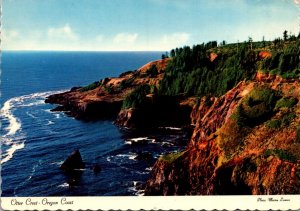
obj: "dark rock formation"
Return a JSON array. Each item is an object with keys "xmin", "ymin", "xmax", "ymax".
[
  {"xmin": 60, "ymin": 150, "xmax": 85, "ymax": 172},
  {"xmin": 115, "ymin": 95, "xmax": 193, "ymax": 129},
  {"xmin": 134, "ymin": 152, "xmax": 153, "ymax": 161},
  {"xmin": 92, "ymin": 164, "xmax": 102, "ymax": 174}
]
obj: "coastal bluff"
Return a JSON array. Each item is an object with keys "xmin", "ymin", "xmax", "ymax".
[
  {"xmin": 45, "ymin": 59, "xmax": 169, "ymax": 121},
  {"xmin": 46, "ymin": 51, "xmax": 300, "ymax": 195},
  {"xmin": 145, "ymin": 76, "xmax": 300, "ymax": 195}
]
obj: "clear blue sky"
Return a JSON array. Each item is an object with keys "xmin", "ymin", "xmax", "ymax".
[{"xmin": 2, "ymin": 0, "xmax": 300, "ymax": 51}]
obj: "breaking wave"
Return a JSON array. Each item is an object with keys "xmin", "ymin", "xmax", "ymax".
[{"xmin": 0, "ymin": 90, "xmax": 65, "ymax": 164}]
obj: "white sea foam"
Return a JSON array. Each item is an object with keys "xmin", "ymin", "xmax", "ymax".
[
  {"xmin": 73, "ymin": 168, "xmax": 86, "ymax": 171},
  {"xmin": 126, "ymin": 137, "xmax": 155, "ymax": 145},
  {"xmin": 128, "ymin": 155, "xmax": 137, "ymax": 160},
  {"xmin": 1, "ymin": 142, "xmax": 25, "ymax": 164},
  {"xmin": 1, "ymin": 100, "xmax": 21, "ymax": 136},
  {"xmin": 0, "ymin": 90, "xmax": 66, "ymax": 164},
  {"xmin": 130, "ymin": 137, "xmax": 148, "ymax": 142},
  {"xmin": 58, "ymin": 183, "xmax": 69, "ymax": 188},
  {"xmin": 128, "ymin": 181, "xmax": 145, "ymax": 196},
  {"xmin": 27, "ymin": 160, "xmax": 41, "ymax": 181},
  {"xmin": 136, "ymin": 170, "xmax": 148, "ymax": 175},
  {"xmin": 160, "ymin": 141, "xmax": 174, "ymax": 146},
  {"xmin": 20, "ymin": 100, "xmax": 45, "ymax": 107},
  {"xmin": 145, "ymin": 167, "xmax": 153, "ymax": 171},
  {"xmin": 46, "ymin": 120, "xmax": 54, "ymax": 125},
  {"xmin": 50, "ymin": 161, "xmax": 64, "ymax": 166},
  {"xmin": 116, "ymin": 153, "xmax": 137, "ymax": 160},
  {"xmin": 26, "ymin": 111, "xmax": 37, "ymax": 119},
  {"xmin": 160, "ymin": 126, "xmax": 182, "ymax": 131}
]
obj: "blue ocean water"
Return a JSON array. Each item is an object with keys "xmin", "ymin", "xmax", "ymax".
[{"xmin": 1, "ymin": 51, "xmax": 189, "ymax": 196}]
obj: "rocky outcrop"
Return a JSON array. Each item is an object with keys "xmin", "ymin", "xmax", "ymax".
[
  {"xmin": 190, "ymin": 81, "xmax": 248, "ymax": 145},
  {"xmin": 114, "ymin": 95, "xmax": 193, "ymax": 129},
  {"xmin": 145, "ymin": 80, "xmax": 300, "ymax": 195},
  {"xmin": 60, "ymin": 150, "xmax": 85, "ymax": 172},
  {"xmin": 134, "ymin": 152, "xmax": 153, "ymax": 161},
  {"xmin": 45, "ymin": 59, "xmax": 170, "ymax": 121}
]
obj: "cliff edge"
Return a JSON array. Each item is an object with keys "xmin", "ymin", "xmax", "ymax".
[{"xmin": 145, "ymin": 76, "xmax": 300, "ymax": 195}]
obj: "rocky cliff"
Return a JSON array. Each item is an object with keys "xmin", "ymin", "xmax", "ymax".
[
  {"xmin": 145, "ymin": 75, "xmax": 300, "ymax": 195},
  {"xmin": 46, "ymin": 54, "xmax": 300, "ymax": 195},
  {"xmin": 45, "ymin": 59, "xmax": 171, "ymax": 121}
]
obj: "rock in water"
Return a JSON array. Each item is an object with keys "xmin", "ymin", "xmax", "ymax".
[
  {"xmin": 92, "ymin": 164, "xmax": 102, "ymax": 174},
  {"xmin": 134, "ymin": 152, "xmax": 153, "ymax": 161},
  {"xmin": 60, "ymin": 150, "xmax": 85, "ymax": 171}
]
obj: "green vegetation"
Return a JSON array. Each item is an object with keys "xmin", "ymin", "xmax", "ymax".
[
  {"xmin": 80, "ymin": 81, "xmax": 101, "ymax": 92},
  {"xmin": 122, "ymin": 84, "xmax": 151, "ymax": 109},
  {"xmin": 159, "ymin": 43, "xmax": 257, "ymax": 97},
  {"xmin": 157, "ymin": 34, "xmax": 299, "ymax": 98},
  {"xmin": 265, "ymin": 96, "xmax": 297, "ymax": 129},
  {"xmin": 264, "ymin": 149, "xmax": 297, "ymax": 163},
  {"xmin": 146, "ymin": 64, "xmax": 159, "ymax": 77},
  {"xmin": 104, "ymin": 84, "xmax": 113, "ymax": 94},
  {"xmin": 266, "ymin": 119, "xmax": 281, "ymax": 129},
  {"xmin": 274, "ymin": 97, "xmax": 298, "ymax": 110},
  {"xmin": 159, "ymin": 151, "xmax": 185, "ymax": 163},
  {"xmin": 118, "ymin": 78, "xmax": 134, "ymax": 90},
  {"xmin": 281, "ymin": 113, "xmax": 296, "ymax": 126},
  {"xmin": 266, "ymin": 112, "xmax": 296, "ymax": 129},
  {"xmin": 260, "ymin": 42, "xmax": 300, "ymax": 77},
  {"xmin": 232, "ymin": 87, "xmax": 277, "ymax": 127}
]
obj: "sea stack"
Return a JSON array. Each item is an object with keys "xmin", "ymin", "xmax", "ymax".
[{"xmin": 60, "ymin": 150, "xmax": 85, "ymax": 171}]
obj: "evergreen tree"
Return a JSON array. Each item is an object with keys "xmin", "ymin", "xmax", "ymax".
[{"xmin": 283, "ymin": 30, "xmax": 288, "ymax": 41}]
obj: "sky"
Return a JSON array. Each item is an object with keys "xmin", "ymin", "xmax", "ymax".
[{"xmin": 2, "ymin": 0, "xmax": 300, "ymax": 51}]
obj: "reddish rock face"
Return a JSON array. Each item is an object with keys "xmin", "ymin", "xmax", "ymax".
[
  {"xmin": 190, "ymin": 81, "xmax": 248, "ymax": 146},
  {"xmin": 145, "ymin": 80, "xmax": 300, "ymax": 195},
  {"xmin": 45, "ymin": 58, "xmax": 170, "ymax": 121}
]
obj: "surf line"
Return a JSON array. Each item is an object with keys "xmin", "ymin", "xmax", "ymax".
[{"xmin": 0, "ymin": 90, "xmax": 66, "ymax": 164}]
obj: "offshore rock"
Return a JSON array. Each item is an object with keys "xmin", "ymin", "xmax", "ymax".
[
  {"xmin": 60, "ymin": 150, "xmax": 85, "ymax": 172},
  {"xmin": 134, "ymin": 152, "xmax": 153, "ymax": 161}
]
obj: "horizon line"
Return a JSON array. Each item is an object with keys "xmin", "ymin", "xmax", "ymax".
[{"xmin": 1, "ymin": 49, "xmax": 167, "ymax": 52}]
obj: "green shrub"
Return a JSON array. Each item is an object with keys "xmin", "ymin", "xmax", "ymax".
[
  {"xmin": 80, "ymin": 81, "xmax": 101, "ymax": 92},
  {"xmin": 282, "ymin": 113, "xmax": 296, "ymax": 126},
  {"xmin": 281, "ymin": 72, "xmax": 298, "ymax": 79},
  {"xmin": 122, "ymin": 84, "xmax": 151, "ymax": 109},
  {"xmin": 266, "ymin": 112, "xmax": 295, "ymax": 129},
  {"xmin": 269, "ymin": 69, "xmax": 281, "ymax": 75},
  {"xmin": 236, "ymin": 87, "xmax": 277, "ymax": 126},
  {"xmin": 275, "ymin": 97, "xmax": 298, "ymax": 110},
  {"xmin": 266, "ymin": 119, "xmax": 281, "ymax": 129},
  {"xmin": 264, "ymin": 149, "xmax": 297, "ymax": 162},
  {"xmin": 159, "ymin": 151, "xmax": 185, "ymax": 163},
  {"xmin": 104, "ymin": 84, "xmax": 113, "ymax": 94},
  {"xmin": 146, "ymin": 65, "xmax": 159, "ymax": 77},
  {"xmin": 118, "ymin": 77, "xmax": 134, "ymax": 90}
]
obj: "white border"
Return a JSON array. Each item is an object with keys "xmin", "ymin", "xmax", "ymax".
[{"xmin": 1, "ymin": 195, "xmax": 300, "ymax": 210}]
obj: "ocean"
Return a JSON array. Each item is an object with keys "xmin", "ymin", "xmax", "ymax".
[{"xmin": 0, "ymin": 51, "xmax": 189, "ymax": 196}]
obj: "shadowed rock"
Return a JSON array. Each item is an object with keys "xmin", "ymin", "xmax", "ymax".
[
  {"xmin": 60, "ymin": 150, "xmax": 85, "ymax": 172},
  {"xmin": 134, "ymin": 152, "xmax": 153, "ymax": 161},
  {"xmin": 92, "ymin": 164, "xmax": 102, "ymax": 174}
]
